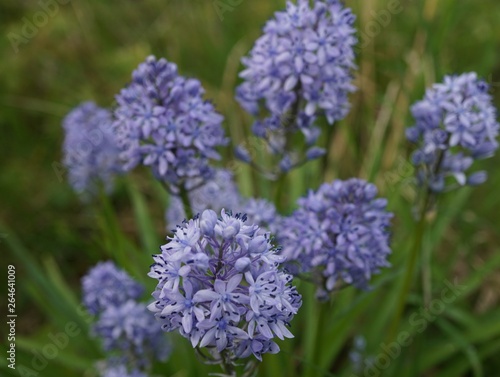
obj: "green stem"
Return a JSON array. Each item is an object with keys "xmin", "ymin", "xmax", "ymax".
[
  {"xmin": 220, "ymin": 351, "xmax": 235, "ymax": 376},
  {"xmin": 422, "ymin": 231, "xmax": 432, "ymax": 307},
  {"xmin": 274, "ymin": 173, "xmax": 288, "ymax": 212},
  {"xmin": 386, "ymin": 191, "xmax": 430, "ymax": 343},
  {"xmin": 179, "ymin": 185, "xmax": 193, "ymax": 220}
]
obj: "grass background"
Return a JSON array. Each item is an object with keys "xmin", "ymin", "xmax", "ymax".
[{"xmin": 1, "ymin": 0, "xmax": 500, "ymax": 376}]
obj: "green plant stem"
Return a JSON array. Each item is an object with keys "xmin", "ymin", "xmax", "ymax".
[
  {"xmin": 422, "ymin": 232, "xmax": 432, "ymax": 307},
  {"xmin": 386, "ymin": 192, "xmax": 430, "ymax": 343},
  {"xmin": 179, "ymin": 185, "xmax": 193, "ymax": 220}
]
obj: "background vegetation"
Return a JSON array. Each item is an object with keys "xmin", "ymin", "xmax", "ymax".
[{"xmin": 1, "ymin": 0, "xmax": 500, "ymax": 376}]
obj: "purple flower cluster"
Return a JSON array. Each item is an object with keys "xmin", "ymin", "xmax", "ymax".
[
  {"xmin": 62, "ymin": 102, "xmax": 122, "ymax": 196},
  {"xmin": 278, "ymin": 179, "xmax": 392, "ymax": 298},
  {"xmin": 239, "ymin": 198, "xmax": 280, "ymax": 234},
  {"xmin": 407, "ymin": 72, "xmax": 499, "ymax": 192},
  {"xmin": 236, "ymin": 0, "xmax": 356, "ymax": 158},
  {"xmin": 113, "ymin": 56, "xmax": 227, "ymax": 191},
  {"xmin": 165, "ymin": 169, "xmax": 279, "ymax": 235},
  {"xmin": 82, "ymin": 261, "xmax": 144, "ymax": 315},
  {"xmin": 148, "ymin": 209, "xmax": 301, "ymax": 361},
  {"xmin": 82, "ymin": 262, "xmax": 170, "ymax": 374},
  {"xmin": 97, "ymin": 363, "xmax": 147, "ymax": 377},
  {"xmin": 166, "ymin": 169, "xmax": 241, "ymax": 230}
]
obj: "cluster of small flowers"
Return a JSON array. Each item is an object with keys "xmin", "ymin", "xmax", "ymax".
[
  {"xmin": 406, "ymin": 72, "xmax": 500, "ymax": 192},
  {"xmin": 236, "ymin": 0, "xmax": 356, "ymax": 167},
  {"xmin": 278, "ymin": 179, "xmax": 392, "ymax": 299},
  {"xmin": 82, "ymin": 262, "xmax": 170, "ymax": 376},
  {"xmin": 148, "ymin": 209, "xmax": 301, "ymax": 361},
  {"xmin": 96, "ymin": 361, "xmax": 147, "ymax": 377},
  {"xmin": 62, "ymin": 102, "xmax": 122, "ymax": 196},
  {"xmin": 165, "ymin": 169, "xmax": 279, "ymax": 233},
  {"xmin": 113, "ymin": 55, "xmax": 227, "ymax": 192}
]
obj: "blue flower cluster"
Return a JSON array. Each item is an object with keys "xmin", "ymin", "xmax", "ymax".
[
  {"xmin": 236, "ymin": 0, "xmax": 356, "ymax": 164},
  {"xmin": 82, "ymin": 261, "xmax": 144, "ymax": 315},
  {"xmin": 97, "ymin": 363, "xmax": 147, "ymax": 377},
  {"xmin": 278, "ymin": 179, "xmax": 392, "ymax": 298},
  {"xmin": 62, "ymin": 102, "xmax": 122, "ymax": 196},
  {"xmin": 113, "ymin": 56, "xmax": 227, "ymax": 192},
  {"xmin": 148, "ymin": 209, "xmax": 301, "ymax": 361},
  {"xmin": 82, "ymin": 262, "xmax": 170, "ymax": 374},
  {"xmin": 166, "ymin": 169, "xmax": 241, "ymax": 230},
  {"xmin": 165, "ymin": 169, "xmax": 279, "ymax": 234},
  {"xmin": 407, "ymin": 72, "xmax": 499, "ymax": 192}
]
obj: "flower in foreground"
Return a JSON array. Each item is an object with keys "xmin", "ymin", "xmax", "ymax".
[
  {"xmin": 113, "ymin": 55, "xmax": 227, "ymax": 192},
  {"xmin": 148, "ymin": 209, "xmax": 301, "ymax": 361},
  {"xmin": 62, "ymin": 102, "xmax": 122, "ymax": 196},
  {"xmin": 406, "ymin": 72, "xmax": 499, "ymax": 192},
  {"xmin": 278, "ymin": 178, "xmax": 392, "ymax": 299}
]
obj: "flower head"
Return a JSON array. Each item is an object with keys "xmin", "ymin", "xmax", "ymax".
[
  {"xmin": 239, "ymin": 197, "xmax": 280, "ymax": 234},
  {"xmin": 82, "ymin": 261, "xmax": 144, "ymax": 315},
  {"xmin": 149, "ymin": 209, "xmax": 301, "ymax": 361},
  {"xmin": 97, "ymin": 361, "xmax": 148, "ymax": 377},
  {"xmin": 93, "ymin": 300, "xmax": 170, "ymax": 368},
  {"xmin": 113, "ymin": 56, "xmax": 227, "ymax": 191},
  {"xmin": 165, "ymin": 169, "xmax": 241, "ymax": 229},
  {"xmin": 62, "ymin": 102, "xmax": 122, "ymax": 196},
  {"xmin": 407, "ymin": 72, "xmax": 499, "ymax": 191},
  {"xmin": 278, "ymin": 179, "xmax": 392, "ymax": 298},
  {"xmin": 236, "ymin": 0, "xmax": 356, "ymax": 156}
]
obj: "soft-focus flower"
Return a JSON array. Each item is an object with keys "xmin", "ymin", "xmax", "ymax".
[
  {"xmin": 98, "ymin": 363, "xmax": 148, "ymax": 377},
  {"xmin": 149, "ymin": 209, "xmax": 301, "ymax": 361},
  {"xmin": 165, "ymin": 169, "xmax": 241, "ymax": 229},
  {"xmin": 407, "ymin": 72, "xmax": 499, "ymax": 191},
  {"xmin": 239, "ymin": 197, "xmax": 280, "ymax": 234},
  {"xmin": 236, "ymin": 0, "xmax": 356, "ymax": 157},
  {"xmin": 165, "ymin": 170, "xmax": 280, "ymax": 235},
  {"xmin": 113, "ymin": 56, "xmax": 227, "ymax": 191},
  {"xmin": 62, "ymin": 102, "xmax": 122, "ymax": 196},
  {"xmin": 82, "ymin": 261, "xmax": 144, "ymax": 315},
  {"xmin": 278, "ymin": 179, "xmax": 392, "ymax": 298},
  {"xmin": 93, "ymin": 300, "xmax": 170, "ymax": 368}
]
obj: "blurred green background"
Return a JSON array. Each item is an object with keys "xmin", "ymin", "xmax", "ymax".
[{"xmin": 1, "ymin": 0, "xmax": 500, "ymax": 376}]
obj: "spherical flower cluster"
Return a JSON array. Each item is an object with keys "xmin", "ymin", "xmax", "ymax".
[
  {"xmin": 113, "ymin": 55, "xmax": 227, "ymax": 191},
  {"xmin": 278, "ymin": 179, "xmax": 392, "ymax": 298},
  {"xmin": 165, "ymin": 169, "xmax": 241, "ymax": 230},
  {"xmin": 165, "ymin": 169, "xmax": 280, "ymax": 235},
  {"xmin": 62, "ymin": 102, "xmax": 122, "ymax": 196},
  {"xmin": 406, "ymin": 72, "xmax": 499, "ymax": 192},
  {"xmin": 82, "ymin": 262, "xmax": 170, "ymax": 373},
  {"xmin": 148, "ymin": 209, "xmax": 302, "ymax": 361},
  {"xmin": 236, "ymin": 0, "xmax": 356, "ymax": 149},
  {"xmin": 239, "ymin": 198, "xmax": 280, "ymax": 234},
  {"xmin": 93, "ymin": 300, "xmax": 170, "ymax": 367},
  {"xmin": 82, "ymin": 261, "xmax": 144, "ymax": 315},
  {"xmin": 97, "ymin": 363, "xmax": 147, "ymax": 377}
]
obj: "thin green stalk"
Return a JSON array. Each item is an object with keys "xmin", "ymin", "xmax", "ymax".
[
  {"xmin": 179, "ymin": 185, "xmax": 193, "ymax": 220},
  {"xmin": 386, "ymin": 192, "xmax": 430, "ymax": 343}
]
